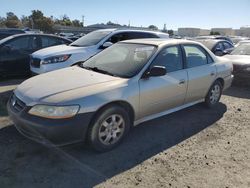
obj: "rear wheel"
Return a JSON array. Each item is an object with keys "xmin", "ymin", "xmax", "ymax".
[
  {"xmin": 205, "ymin": 81, "xmax": 222, "ymax": 108},
  {"xmin": 88, "ymin": 105, "xmax": 130, "ymax": 152}
]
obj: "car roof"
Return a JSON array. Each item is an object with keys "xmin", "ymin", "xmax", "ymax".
[
  {"xmin": 96, "ymin": 28, "xmax": 168, "ymax": 35},
  {"xmin": 120, "ymin": 38, "xmax": 199, "ymax": 46},
  {"xmin": 0, "ymin": 33, "xmax": 72, "ymax": 45}
]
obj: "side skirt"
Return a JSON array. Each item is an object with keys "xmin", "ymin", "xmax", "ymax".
[{"xmin": 134, "ymin": 99, "xmax": 204, "ymax": 126}]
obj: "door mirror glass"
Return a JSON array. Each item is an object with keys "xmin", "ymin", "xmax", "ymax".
[
  {"xmin": 101, "ymin": 42, "xmax": 113, "ymax": 49},
  {"xmin": 144, "ymin": 66, "xmax": 166, "ymax": 78}
]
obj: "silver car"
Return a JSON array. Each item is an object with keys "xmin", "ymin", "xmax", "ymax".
[{"xmin": 8, "ymin": 39, "xmax": 233, "ymax": 151}]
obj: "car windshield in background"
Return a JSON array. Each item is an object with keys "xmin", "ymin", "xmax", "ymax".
[
  {"xmin": 70, "ymin": 30, "xmax": 112, "ymax": 47},
  {"xmin": 82, "ymin": 43, "xmax": 156, "ymax": 78},
  {"xmin": 231, "ymin": 44, "xmax": 250, "ymax": 55}
]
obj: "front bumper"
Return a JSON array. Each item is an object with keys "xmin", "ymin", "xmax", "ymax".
[
  {"xmin": 7, "ymin": 98, "xmax": 94, "ymax": 146},
  {"xmin": 223, "ymin": 74, "xmax": 234, "ymax": 90}
]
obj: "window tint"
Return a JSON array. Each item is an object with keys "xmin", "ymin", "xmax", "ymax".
[
  {"xmin": 108, "ymin": 32, "xmax": 158, "ymax": 44},
  {"xmin": 108, "ymin": 33, "xmax": 130, "ymax": 43},
  {"xmin": 183, "ymin": 45, "xmax": 208, "ymax": 68},
  {"xmin": 41, "ymin": 36, "xmax": 64, "ymax": 48},
  {"xmin": 127, "ymin": 32, "xmax": 157, "ymax": 39},
  {"xmin": 223, "ymin": 42, "xmax": 233, "ymax": 49},
  {"xmin": 151, "ymin": 46, "xmax": 183, "ymax": 72},
  {"xmin": 30, "ymin": 36, "xmax": 40, "ymax": 50},
  {"xmin": 6, "ymin": 36, "xmax": 30, "ymax": 50}
]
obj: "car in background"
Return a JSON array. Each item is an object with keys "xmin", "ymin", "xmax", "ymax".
[
  {"xmin": 234, "ymin": 40, "xmax": 250, "ymax": 47},
  {"xmin": 0, "ymin": 34, "xmax": 72, "ymax": 77},
  {"xmin": 230, "ymin": 36, "xmax": 250, "ymax": 45},
  {"xmin": 30, "ymin": 28, "xmax": 169, "ymax": 75},
  {"xmin": 8, "ymin": 39, "xmax": 233, "ymax": 151},
  {"xmin": 196, "ymin": 39, "xmax": 234, "ymax": 56},
  {"xmin": 195, "ymin": 35, "xmax": 233, "ymax": 45},
  {"xmin": 224, "ymin": 43, "xmax": 250, "ymax": 82},
  {"xmin": 0, "ymin": 28, "xmax": 26, "ymax": 40}
]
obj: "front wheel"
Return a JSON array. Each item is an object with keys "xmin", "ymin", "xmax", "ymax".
[
  {"xmin": 205, "ymin": 81, "xmax": 222, "ymax": 108},
  {"xmin": 87, "ymin": 105, "xmax": 131, "ymax": 152}
]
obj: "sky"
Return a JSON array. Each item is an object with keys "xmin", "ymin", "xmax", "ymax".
[{"xmin": 0, "ymin": 0, "xmax": 249, "ymax": 30}]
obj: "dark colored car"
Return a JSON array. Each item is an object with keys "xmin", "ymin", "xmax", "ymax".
[
  {"xmin": 0, "ymin": 34, "xmax": 72, "ymax": 77},
  {"xmin": 196, "ymin": 39, "xmax": 234, "ymax": 56},
  {"xmin": 195, "ymin": 35, "xmax": 233, "ymax": 45},
  {"xmin": 0, "ymin": 28, "xmax": 26, "ymax": 40}
]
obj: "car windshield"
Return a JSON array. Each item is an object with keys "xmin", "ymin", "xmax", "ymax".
[
  {"xmin": 231, "ymin": 44, "xmax": 250, "ymax": 55},
  {"xmin": 81, "ymin": 43, "xmax": 156, "ymax": 78},
  {"xmin": 70, "ymin": 30, "xmax": 112, "ymax": 47}
]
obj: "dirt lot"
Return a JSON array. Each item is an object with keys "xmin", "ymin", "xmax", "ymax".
[{"xmin": 0, "ymin": 79, "xmax": 249, "ymax": 188}]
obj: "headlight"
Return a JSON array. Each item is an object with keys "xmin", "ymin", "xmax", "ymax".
[
  {"xmin": 41, "ymin": 54, "xmax": 71, "ymax": 64},
  {"xmin": 28, "ymin": 105, "xmax": 79, "ymax": 119}
]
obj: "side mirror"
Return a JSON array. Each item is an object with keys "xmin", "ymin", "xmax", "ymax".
[
  {"xmin": 101, "ymin": 42, "xmax": 113, "ymax": 49},
  {"xmin": 143, "ymin": 66, "xmax": 166, "ymax": 78}
]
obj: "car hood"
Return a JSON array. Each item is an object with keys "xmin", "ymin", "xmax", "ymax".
[
  {"xmin": 224, "ymin": 55, "xmax": 250, "ymax": 65},
  {"xmin": 15, "ymin": 66, "xmax": 127, "ymax": 105},
  {"xmin": 32, "ymin": 44, "xmax": 95, "ymax": 59}
]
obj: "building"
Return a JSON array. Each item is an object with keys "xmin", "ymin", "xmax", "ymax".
[
  {"xmin": 178, "ymin": 28, "xmax": 210, "ymax": 37},
  {"xmin": 234, "ymin": 26, "xmax": 250, "ymax": 37}
]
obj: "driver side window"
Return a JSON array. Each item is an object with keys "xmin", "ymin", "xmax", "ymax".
[{"xmin": 151, "ymin": 45, "xmax": 183, "ymax": 73}]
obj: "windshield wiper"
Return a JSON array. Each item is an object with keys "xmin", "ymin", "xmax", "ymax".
[{"xmin": 81, "ymin": 66, "xmax": 116, "ymax": 77}]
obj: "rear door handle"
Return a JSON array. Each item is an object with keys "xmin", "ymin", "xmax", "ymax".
[{"xmin": 179, "ymin": 79, "xmax": 185, "ymax": 84}]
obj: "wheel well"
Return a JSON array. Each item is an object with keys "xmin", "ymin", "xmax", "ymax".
[
  {"xmin": 90, "ymin": 101, "xmax": 135, "ymax": 125},
  {"xmin": 216, "ymin": 78, "xmax": 224, "ymax": 88}
]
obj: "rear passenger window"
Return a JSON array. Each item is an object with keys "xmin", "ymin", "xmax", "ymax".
[
  {"xmin": 41, "ymin": 36, "xmax": 62, "ymax": 48},
  {"xmin": 183, "ymin": 45, "xmax": 208, "ymax": 68},
  {"xmin": 151, "ymin": 46, "xmax": 183, "ymax": 72}
]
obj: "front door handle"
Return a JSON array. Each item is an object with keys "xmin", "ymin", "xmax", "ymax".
[{"xmin": 179, "ymin": 79, "xmax": 185, "ymax": 84}]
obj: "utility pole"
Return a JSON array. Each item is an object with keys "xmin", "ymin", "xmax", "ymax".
[{"xmin": 82, "ymin": 15, "xmax": 85, "ymax": 27}]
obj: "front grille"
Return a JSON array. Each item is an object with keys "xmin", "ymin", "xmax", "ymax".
[
  {"xmin": 30, "ymin": 58, "xmax": 41, "ymax": 68},
  {"xmin": 10, "ymin": 94, "xmax": 26, "ymax": 112}
]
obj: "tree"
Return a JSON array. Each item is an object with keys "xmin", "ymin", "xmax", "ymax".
[
  {"xmin": 167, "ymin": 29, "xmax": 174, "ymax": 36},
  {"xmin": 148, "ymin": 25, "xmax": 158, "ymax": 30},
  {"xmin": 0, "ymin": 16, "xmax": 6, "ymax": 27},
  {"xmin": 21, "ymin": 15, "xmax": 31, "ymax": 28},
  {"xmin": 29, "ymin": 10, "xmax": 54, "ymax": 33},
  {"xmin": 210, "ymin": 31, "xmax": 220, "ymax": 35},
  {"xmin": 5, "ymin": 12, "xmax": 21, "ymax": 28},
  {"xmin": 72, "ymin": 19, "xmax": 83, "ymax": 27}
]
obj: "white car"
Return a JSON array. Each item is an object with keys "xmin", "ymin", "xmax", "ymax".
[{"xmin": 30, "ymin": 29, "xmax": 169, "ymax": 74}]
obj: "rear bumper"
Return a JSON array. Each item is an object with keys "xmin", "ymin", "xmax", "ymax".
[{"xmin": 7, "ymin": 99, "xmax": 94, "ymax": 146}]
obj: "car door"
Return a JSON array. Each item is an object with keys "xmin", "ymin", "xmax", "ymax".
[
  {"xmin": 182, "ymin": 44, "xmax": 216, "ymax": 104},
  {"xmin": 0, "ymin": 36, "xmax": 32, "ymax": 76},
  {"xmin": 139, "ymin": 45, "xmax": 188, "ymax": 118}
]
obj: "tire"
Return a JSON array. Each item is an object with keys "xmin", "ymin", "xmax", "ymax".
[
  {"xmin": 204, "ymin": 80, "xmax": 222, "ymax": 108},
  {"xmin": 87, "ymin": 105, "xmax": 131, "ymax": 152}
]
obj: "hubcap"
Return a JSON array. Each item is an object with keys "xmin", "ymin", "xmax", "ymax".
[
  {"xmin": 98, "ymin": 114, "xmax": 125, "ymax": 145},
  {"xmin": 210, "ymin": 84, "xmax": 221, "ymax": 104}
]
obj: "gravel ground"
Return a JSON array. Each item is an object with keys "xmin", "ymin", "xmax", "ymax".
[{"xmin": 0, "ymin": 85, "xmax": 249, "ymax": 188}]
